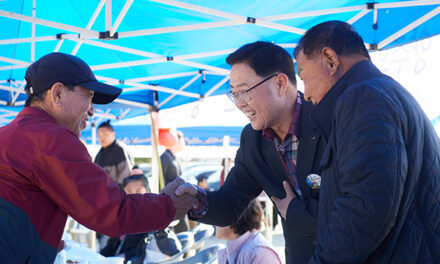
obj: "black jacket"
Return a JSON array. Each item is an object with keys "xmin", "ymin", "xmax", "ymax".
[
  {"xmin": 199, "ymin": 93, "xmax": 327, "ymax": 264},
  {"xmin": 160, "ymin": 150, "xmax": 182, "ymax": 186},
  {"xmin": 309, "ymin": 60, "xmax": 440, "ymax": 263}
]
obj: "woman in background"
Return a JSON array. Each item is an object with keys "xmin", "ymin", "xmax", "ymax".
[{"xmin": 216, "ymin": 199, "xmax": 281, "ymax": 264}]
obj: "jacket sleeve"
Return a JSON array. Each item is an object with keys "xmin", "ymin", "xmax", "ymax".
[
  {"xmin": 34, "ymin": 133, "xmax": 176, "ymax": 237},
  {"xmin": 310, "ymin": 84, "xmax": 407, "ymax": 263},
  {"xmin": 198, "ymin": 128, "xmax": 263, "ymax": 226}
]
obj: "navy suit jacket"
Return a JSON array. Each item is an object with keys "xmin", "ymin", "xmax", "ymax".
[{"xmin": 199, "ymin": 93, "xmax": 327, "ymax": 264}]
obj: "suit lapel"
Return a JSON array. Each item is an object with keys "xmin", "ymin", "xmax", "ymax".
[{"xmin": 296, "ymin": 97, "xmax": 321, "ymax": 198}]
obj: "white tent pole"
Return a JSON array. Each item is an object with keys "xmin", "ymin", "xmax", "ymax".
[
  {"xmin": 0, "ymin": 36, "xmax": 57, "ymax": 45},
  {"xmin": 0, "ymin": 113, "xmax": 18, "ymax": 118},
  {"xmin": 347, "ymin": 9, "xmax": 370, "ymax": 25},
  {"xmin": 82, "ymin": 39, "xmax": 162, "ymax": 58},
  {"xmin": 113, "ymin": 99, "xmax": 151, "ymax": 108},
  {"xmin": 378, "ymin": 5, "xmax": 440, "ymax": 49},
  {"xmin": 91, "ymin": 123, "xmax": 97, "ymax": 145},
  {"xmin": 373, "ymin": 8, "xmax": 378, "ymax": 27},
  {"xmin": 118, "ymin": 20, "xmax": 243, "ymax": 38},
  {"xmin": 94, "ymin": 109, "xmax": 116, "ymax": 120},
  {"xmin": 82, "ymin": 39, "xmax": 229, "ymax": 74},
  {"xmin": 124, "ymin": 82, "xmax": 201, "ymax": 98},
  {"xmin": 255, "ymin": 20, "xmax": 305, "ymax": 35},
  {"xmin": 0, "ymin": 109, "xmax": 20, "ymax": 115},
  {"xmin": 125, "ymin": 71, "xmax": 200, "ymax": 83},
  {"xmin": 94, "ymin": 75, "xmax": 119, "ymax": 83},
  {"xmin": 174, "ymin": 49, "xmax": 236, "ymax": 61},
  {"xmin": 117, "ymin": 108, "xmax": 131, "ymax": 120},
  {"xmin": 0, "ymin": 66, "xmax": 27, "ymax": 72},
  {"xmin": 204, "ymin": 71, "xmax": 231, "ymax": 76},
  {"xmin": 149, "ymin": 107, "xmax": 162, "ymax": 193},
  {"xmin": 173, "ymin": 59, "xmax": 230, "ymax": 75},
  {"xmin": 263, "ymin": 5, "xmax": 366, "ymax": 21},
  {"xmin": 0, "ymin": 10, "xmax": 99, "ymax": 38},
  {"xmin": 87, "ymin": 0, "xmax": 106, "ymax": 29},
  {"xmin": 11, "ymin": 89, "xmax": 21, "ymax": 105},
  {"xmin": 151, "ymin": 0, "xmax": 243, "ymax": 20},
  {"xmin": 0, "ymin": 56, "xmax": 30, "ymax": 66},
  {"xmin": 0, "ymin": 85, "xmax": 24, "ymax": 93},
  {"xmin": 90, "ymin": 56, "xmax": 230, "ymax": 74},
  {"xmin": 204, "ymin": 75, "xmax": 230, "ymax": 97},
  {"xmin": 263, "ymin": 1, "xmax": 439, "ymax": 22},
  {"xmin": 106, "ymin": 0, "xmax": 112, "ymax": 32},
  {"xmin": 53, "ymin": 39, "xmax": 64, "ymax": 52},
  {"xmin": 72, "ymin": 0, "xmax": 105, "ymax": 55},
  {"xmin": 110, "ymin": 0, "xmax": 133, "ymax": 37},
  {"xmin": 158, "ymin": 73, "xmax": 202, "ymax": 108},
  {"xmin": 90, "ymin": 58, "xmax": 167, "ymax": 70},
  {"xmin": 376, "ymin": 1, "xmax": 440, "ymax": 9},
  {"xmin": 150, "ymin": 0, "xmax": 305, "ymax": 35},
  {"xmin": 31, "ymin": 0, "xmax": 36, "ymax": 62}
]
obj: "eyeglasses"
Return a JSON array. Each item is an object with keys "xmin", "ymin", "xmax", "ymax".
[{"xmin": 227, "ymin": 73, "xmax": 278, "ymax": 104}]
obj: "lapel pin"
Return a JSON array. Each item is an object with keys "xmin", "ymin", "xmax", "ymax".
[{"xmin": 306, "ymin": 174, "xmax": 321, "ymax": 189}]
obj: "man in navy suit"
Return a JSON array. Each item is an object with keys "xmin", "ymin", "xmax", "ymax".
[{"xmin": 172, "ymin": 41, "xmax": 328, "ymax": 264}]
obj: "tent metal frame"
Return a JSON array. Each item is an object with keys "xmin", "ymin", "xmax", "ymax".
[{"xmin": 0, "ymin": 0, "xmax": 439, "ymax": 116}]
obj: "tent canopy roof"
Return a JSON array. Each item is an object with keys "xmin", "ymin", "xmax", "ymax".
[{"xmin": 1, "ymin": 0, "xmax": 440, "ymax": 125}]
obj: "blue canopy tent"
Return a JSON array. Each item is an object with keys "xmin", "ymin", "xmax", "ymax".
[
  {"xmin": 1, "ymin": 0, "xmax": 440, "ymax": 129},
  {"xmin": 1, "ymin": 0, "xmax": 439, "ymax": 192}
]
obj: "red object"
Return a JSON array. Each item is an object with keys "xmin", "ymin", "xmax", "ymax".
[
  {"xmin": 220, "ymin": 169, "xmax": 225, "ymax": 186},
  {"xmin": 158, "ymin": 128, "xmax": 176, "ymax": 149},
  {"xmin": 0, "ymin": 107, "xmax": 175, "ymax": 249}
]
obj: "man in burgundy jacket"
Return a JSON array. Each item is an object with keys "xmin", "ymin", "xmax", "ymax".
[{"xmin": 0, "ymin": 52, "xmax": 195, "ymax": 263}]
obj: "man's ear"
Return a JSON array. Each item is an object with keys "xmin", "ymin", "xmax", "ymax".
[
  {"xmin": 48, "ymin": 82, "xmax": 65, "ymax": 105},
  {"xmin": 321, "ymin": 47, "xmax": 339, "ymax": 76},
  {"xmin": 276, "ymin": 73, "xmax": 289, "ymax": 96}
]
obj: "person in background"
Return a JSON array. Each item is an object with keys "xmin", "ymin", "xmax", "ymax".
[
  {"xmin": 160, "ymin": 130, "xmax": 189, "ymax": 233},
  {"xmin": 216, "ymin": 199, "xmax": 281, "ymax": 264},
  {"xmin": 100, "ymin": 173, "xmax": 151, "ymax": 261},
  {"xmin": 0, "ymin": 52, "xmax": 196, "ymax": 263},
  {"xmin": 174, "ymin": 41, "xmax": 328, "ymax": 264},
  {"xmin": 95, "ymin": 120, "xmax": 134, "ymax": 185},
  {"xmin": 196, "ymin": 172, "xmax": 211, "ymax": 191},
  {"xmin": 294, "ymin": 20, "xmax": 440, "ymax": 263},
  {"xmin": 219, "ymin": 158, "xmax": 232, "ymax": 187},
  {"xmin": 160, "ymin": 130, "xmax": 185, "ymax": 186}
]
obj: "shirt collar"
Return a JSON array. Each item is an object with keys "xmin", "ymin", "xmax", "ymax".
[
  {"xmin": 226, "ymin": 230, "xmax": 255, "ymax": 260},
  {"xmin": 262, "ymin": 91, "xmax": 302, "ymax": 142}
]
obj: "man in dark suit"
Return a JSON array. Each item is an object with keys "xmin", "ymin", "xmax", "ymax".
[{"xmin": 173, "ymin": 41, "xmax": 328, "ymax": 264}]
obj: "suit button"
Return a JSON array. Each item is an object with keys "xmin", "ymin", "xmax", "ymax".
[{"xmin": 311, "ymin": 136, "xmax": 316, "ymax": 141}]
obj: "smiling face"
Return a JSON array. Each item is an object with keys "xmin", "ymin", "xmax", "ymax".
[
  {"xmin": 58, "ymin": 85, "xmax": 95, "ymax": 137},
  {"xmin": 296, "ymin": 50, "xmax": 334, "ymax": 105},
  {"xmin": 230, "ymin": 63, "xmax": 282, "ymax": 131}
]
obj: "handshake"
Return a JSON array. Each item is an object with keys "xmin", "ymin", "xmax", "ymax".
[{"xmin": 160, "ymin": 178, "xmax": 200, "ymax": 220}]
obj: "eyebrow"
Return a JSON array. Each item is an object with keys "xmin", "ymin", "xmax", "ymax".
[{"xmin": 230, "ymin": 82, "xmax": 249, "ymax": 89}]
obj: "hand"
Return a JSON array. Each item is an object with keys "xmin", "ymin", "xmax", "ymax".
[
  {"xmin": 175, "ymin": 182, "xmax": 198, "ymax": 197},
  {"xmin": 271, "ymin": 181, "xmax": 296, "ymax": 220},
  {"xmin": 160, "ymin": 178, "xmax": 185, "ymax": 199},
  {"xmin": 161, "ymin": 178, "xmax": 199, "ymax": 220},
  {"xmin": 173, "ymin": 193, "xmax": 199, "ymax": 219}
]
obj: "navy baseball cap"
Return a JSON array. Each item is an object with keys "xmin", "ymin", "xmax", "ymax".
[{"xmin": 24, "ymin": 52, "xmax": 122, "ymax": 104}]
